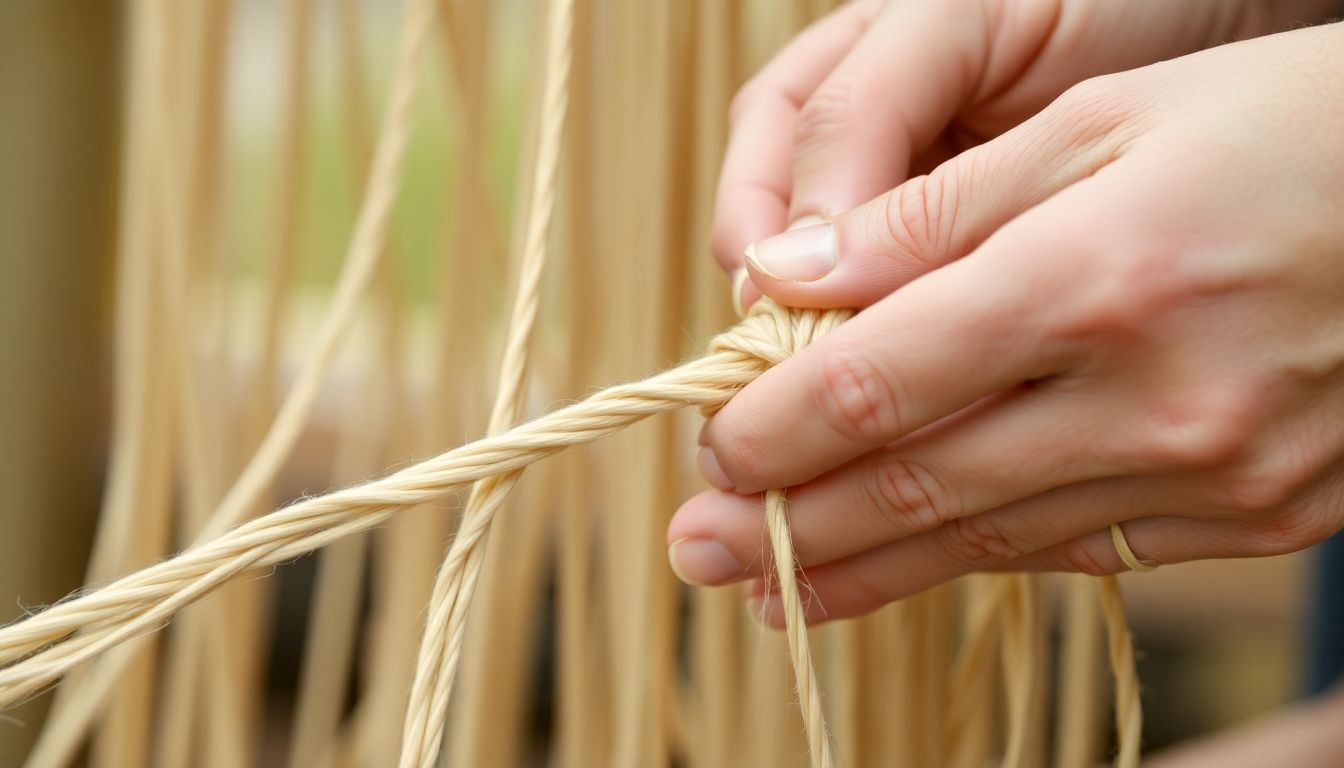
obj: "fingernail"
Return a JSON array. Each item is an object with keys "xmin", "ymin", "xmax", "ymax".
[
  {"xmin": 697, "ymin": 446, "xmax": 734, "ymax": 491},
  {"xmin": 745, "ymin": 222, "xmax": 836, "ymax": 282},
  {"xmin": 669, "ymin": 538, "xmax": 744, "ymax": 585},
  {"xmin": 788, "ymin": 214, "xmax": 824, "ymax": 230},
  {"xmin": 730, "ymin": 267, "xmax": 748, "ymax": 318}
]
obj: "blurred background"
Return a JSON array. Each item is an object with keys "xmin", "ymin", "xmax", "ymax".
[{"xmin": 0, "ymin": 1, "xmax": 1338, "ymax": 766}]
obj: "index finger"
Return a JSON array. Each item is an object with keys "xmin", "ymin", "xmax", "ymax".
[
  {"xmin": 709, "ymin": 0, "xmax": 881, "ymax": 277},
  {"xmin": 704, "ymin": 199, "xmax": 1097, "ymax": 494}
]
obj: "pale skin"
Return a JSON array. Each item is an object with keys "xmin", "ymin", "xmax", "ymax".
[
  {"xmin": 673, "ymin": 0, "xmax": 1344, "ymax": 616},
  {"xmin": 670, "ymin": 0, "xmax": 1344, "ymax": 723}
]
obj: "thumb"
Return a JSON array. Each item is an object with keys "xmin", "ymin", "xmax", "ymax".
[{"xmin": 745, "ymin": 79, "xmax": 1137, "ymax": 309}]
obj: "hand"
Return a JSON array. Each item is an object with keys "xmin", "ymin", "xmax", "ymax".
[
  {"xmin": 711, "ymin": 0, "xmax": 1340, "ymax": 311},
  {"xmin": 671, "ymin": 24, "xmax": 1344, "ymax": 626},
  {"xmin": 1147, "ymin": 684, "xmax": 1344, "ymax": 768}
]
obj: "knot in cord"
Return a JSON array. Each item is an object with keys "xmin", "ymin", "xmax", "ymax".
[
  {"xmin": 702, "ymin": 298, "xmax": 852, "ymax": 416},
  {"xmin": 708, "ymin": 298, "xmax": 851, "ymax": 366}
]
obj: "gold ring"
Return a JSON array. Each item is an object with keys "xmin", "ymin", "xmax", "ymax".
[{"xmin": 1109, "ymin": 523, "xmax": 1158, "ymax": 572}]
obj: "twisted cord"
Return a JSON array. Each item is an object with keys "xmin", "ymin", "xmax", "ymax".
[
  {"xmin": 748, "ymin": 307, "xmax": 849, "ymax": 768},
  {"xmin": 0, "ymin": 302, "xmax": 837, "ymax": 711},
  {"xmin": 1099, "ymin": 575, "xmax": 1142, "ymax": 768},
  {"xmin": 398, "ymin": 0, "xmax": 575, "ymax": 764},
  {"xmin": 764, "ymin": 490, "xmax": 836, "ymax": 768}
]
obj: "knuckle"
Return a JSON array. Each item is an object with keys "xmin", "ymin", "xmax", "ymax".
[
  {"xmin": 1049, "ymin": 74, "xmax": 1134, "ymax": 143},
  {"xmin": 1058, "ymin": 537, "xmax": 1115, "ymax": 577},
  {"xmin": 1137, "ymin": 388, "xmax": 1260, "ymax": 471},
  {"xmin": 813, "ymin": 344, "xmax": 906, "ymax": 445},
  {"xmin": 1248, "ymin": 509, "xmax": 1332, "ymax": 556},
  {"xmin": 794, "ymin": 75, "xmax": 867, "ymax": 153},
  {"xmin": 872, "ymin": 172, "xmax": 958, "ymax": 271},
  {"xmin": 938, "ymin": 515, "xmax": 1024, "ymax": 570},
  {"xmin": 1217, "ymin": 455, "xmax": 1314, "ymax": 515},
  {"xmin": 863, "ymin": 455, "xmax": 957, "ymax": 535},
  {"xmin": 1051, "ymin": 241, "xmax": 1184, "ymax": 344}
]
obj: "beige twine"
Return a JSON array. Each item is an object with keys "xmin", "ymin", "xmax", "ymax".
[
  {"xmin": 0, "ymin": 0, "xmax": 1150, "ymax": 760},
  {"xmin": 397, "ymin": 0, "xmax": 575, "ymax": 764},
  {"xmin": 0, "ymin": 301, "xmax": 838, "ymax": 708},
  {"xmin": 1100, "ymin": 575, "xmax": 1143, "ymax": 768},
  {"xmin": 744, "ymin": 304, "xmax": 850, "ymax": 768}
]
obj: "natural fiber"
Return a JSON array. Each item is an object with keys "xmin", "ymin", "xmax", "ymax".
[
  {"xmin": 1100, "ymin": 575, "xmax": 1143, "ymax": 768},
  {"xmin": 2, "ymin": 2, "xmax": 1154, "ymax": 766},
  {"xmin": 398, "ymin": 0, "xmax": 575, "ymax": 764},
  {"xmin": 0, "ymin": 300, "xmax": 844, "ymax": 709}
]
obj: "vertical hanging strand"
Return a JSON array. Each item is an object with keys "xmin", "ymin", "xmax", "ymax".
[
  {"xmin": 397, "ymin": 0, "xmax": 575, "ymax": 764},
  {"xmin": 1000, "ymin": 575, "xmax": 1037, "ymax": 768},
  {"xmin": 1100, "ymin": 575, "xmax": 1143, "ymax": 768},
  {"xmin": 28, "ymin": 0, "xmax": 178, "ymax": 765},
  {"xmin": 764, "ymin": 490, "xmax": 836, "ymax": 768},
  {"xmin": 442, "ymin": 4, "xmax": 549, "ymax": 763},
  {"xmin": 947, "ymin": 577, "xmax": 1011, "ymax": 768},
  {"xmin": 447, "ymin": 2, "xmax": 578, "ymax": 761},
  {"xmin": 553, "ymin": 2, "xmax": 604, "ymax": 764},
  {"xmin": 154, "ymin": 0, "xmax": 256, "ymax": 761},
  {"xmin": 1055, "ymin": 576, "xmax": 1106, "ymax": 768},
  {"xmin": 683, "ymin": 0, "xmax": 743, "ymax": 765},
  {"xmin": 151, "ymin": 3, "xmax": 253, "ymax": 764},
  {"xmin": 350, "ymin": 0, "xmax": 487, "ymax": 760},
  {"xmin": 603, "ymin": 1, "xmax": 644, "ymax": 762},
  {"xmin": 284, "ymin": 0, "xmax": 401, "ymax": 761},
  {"xmin": 22, "ymin": 0, "xmax": 441, "ymax": 763}
]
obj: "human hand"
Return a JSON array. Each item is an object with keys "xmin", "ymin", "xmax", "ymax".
[
  {"xmin": 712, "ymin": 0, "xmax": 1340, "ymax": 311},
  {"xmin": 672, "ymin": 24, "xmax": 1344, "ymax": 626},
  {"xmin": 1146, "ymin": 684, "xmax": 1344, "ymax": 768}
]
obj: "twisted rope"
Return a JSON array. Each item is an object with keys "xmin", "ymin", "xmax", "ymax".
[
  {"xmin": 747, "ymin": 306, "xmax": 850, "ymax": 768},
  {"xmin": 1099, "ymin": 575, "xmax": 1143, "ymax": 768},
  {"xmin": 0, "ymin": 301, "xmax": 844, "ymax": 713},
  {"xmin": 764, "ymin": 490, "xmax": 837, "ymax": 768},
  {"xmin": 397, "ymin": 0, "xmax": 575, "ymax": 764}
]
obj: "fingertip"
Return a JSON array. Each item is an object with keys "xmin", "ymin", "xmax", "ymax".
[
  {"xmin": 697, "ymin": 446, "xmax": 735, "ymax": 491},
  {"xmin": 668, "ymin": 537, "xmax": 747, "ymax": 586},
  {"xmin": 743, "ymin": 216, "xmax": 903, "ymax": 309},
  {"xmin": 668, "ymin": 490, "xmax": 715, "ymax": 545},
  {"xmin": 668, "ymin": 491, "xmax": 768, "ymax": 579}
]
